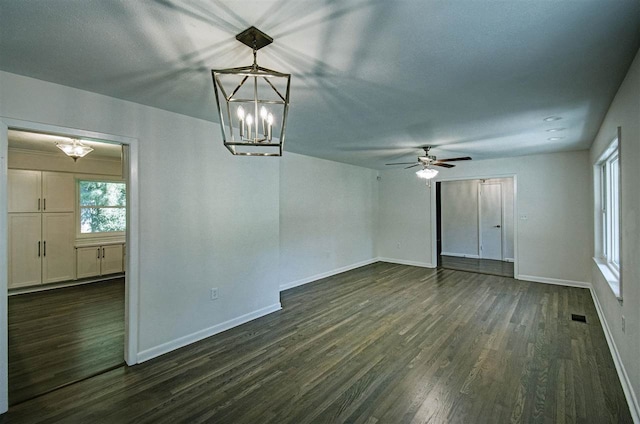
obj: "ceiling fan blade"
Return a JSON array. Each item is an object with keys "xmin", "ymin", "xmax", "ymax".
[
  {"xmin": 433, "ymin": 162, "xmax": 455, "ymax": 168},
  {"xmin": 436, "ymin": 156, "xmax": 472, "ymax": 162},
  {"xmin": 385, "ymin": 162, "xmax": 418, "ymax": 165},
  {"xmin": 404, "ymin": 164, "xmax": 421, "ymax": 169}
]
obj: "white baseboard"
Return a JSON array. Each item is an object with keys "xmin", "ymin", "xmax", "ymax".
[
  {"xmin": 8, "ymin": 274, "xmax": 124, "ymax": 296},
  {"xmin": 590, "ymin": 289, "xmax": 640, "ymax": 423},
  {"xmin": 279, "ymin": 258, "xmax": 378, "ymax": 291},
  {"xmin": 504, "ymin": 257, "xmax": 515, "ymax": 263},
  {"xmin": 137, "ymin": 302, "xmax": 282, "ymax": 363},
  {"xmin": 516, "ymin": 274, "xmax": 591, "ymax": 289},
  {"xmin": 377, "ymin": 257, "xmax": 436, "ymax": 269},
  {"xmin": 440, "ymin": 252, "xmax": 480, "ymax": 259}
]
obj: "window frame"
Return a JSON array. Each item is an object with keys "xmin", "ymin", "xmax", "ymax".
[
  {"xmin": 76, "ymin": 177, "xmax": 127, "ymax": 239},
  {"xmin": 594, "ymin": 130, "xmax": 621, "ymax": 299}
]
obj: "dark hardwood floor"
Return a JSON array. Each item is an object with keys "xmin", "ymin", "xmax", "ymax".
[
  {"xmin": 1, "ymin": 263, "xmax": 631, "ymax": 423},
  {"xmin": 440, "ymin": 255, "xmax": 515, "ymax": 278},
  {"xmin": 8, "ymin": 279, "xmax": 124, "ymax": 405}
]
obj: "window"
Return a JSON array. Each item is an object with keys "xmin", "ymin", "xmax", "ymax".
[
  {"xmin": 594, "ymin": 134, "xmax": 620, "ymax": 296},
  {"xmin": 79, "ymin": 180, "xmax": 126, "ymax": 234}
]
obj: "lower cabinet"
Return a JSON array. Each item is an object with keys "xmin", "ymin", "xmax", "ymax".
[
  {"xmin": 76, "ymin": 244, "xmax": 124, "ymax": 279},
  {"xmin": 8, "ymin": 212, "xmax": 75, "ymax": 289}
]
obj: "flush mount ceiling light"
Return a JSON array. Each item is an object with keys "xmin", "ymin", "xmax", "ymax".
[
  {"xmin": 211, "ymin": 26, "xmax": 291, "ymax": 156},
  {"xmin": 546, "ymin": 128, "xmax": 565, "ymax": 132},
  {"xmin": 543, "ymin": 116, "xmax": 562, "ymax": 122},
  {"xmin": 548, "ymin": 137, "xmax": 565, "ymax": 141},
  {"xmin": 56, "ymin": 138, "xmax": 94, "ymax": 161}
]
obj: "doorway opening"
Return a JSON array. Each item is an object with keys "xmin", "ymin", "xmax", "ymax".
[
  {"xmin": 435, "ymin": 177, "xmax": 515, "ymax": 278},
  {"xmin": 6, "ymin": 129, "xmax": 127, "ymax": 405},
  {"xmin": 0, "ymin": 119, "xmax": 139, "ymax": 413}
]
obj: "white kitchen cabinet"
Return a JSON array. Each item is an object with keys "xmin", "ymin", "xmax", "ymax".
[
  {"xmin": 8, "ymin": 169, "xmax": 74, "ymax": 213},
  {"xmin": 8, "ymin": 214, "xmax": 42, "ymax": 288},
  {"xmin": 42, "ymin": 172, "xmax": 75, "ymax": 212},
  {"xmin": 8, "ymin": 170, "xmax": 41, "ymax": 213},
  {"xmin": 76, "ymin": 246, "xmax": 101, "ymax": 279},
  {"xmin": 8, "ymin": 212, "xmax": 75, "ymax": 288},
  {"xmin": 42, "ymin": 213, "xmax": 76, "ymax": 283},
  {"xmin": 76, "ymin": 243, "xmax": 125, "ymax": 279}
]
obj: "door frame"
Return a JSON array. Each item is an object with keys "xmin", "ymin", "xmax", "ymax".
[
  {"xmin": 430, "ymin": 174, "xmax": 518, "ymax": 276},
  {"xmin": 0, "ymin": 118, "xmax": 140, "ymax": 413},
  {"xmin": 478, "ymin": 182, "xmax": 503, "ymax": 260}
]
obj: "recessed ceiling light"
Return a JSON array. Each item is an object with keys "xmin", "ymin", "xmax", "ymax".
[
  {"xmin": 546, "ymin": 128, "xmax": 565, "ymax": 132},
  {"xmin": 543, "ymin": 116, "xmax": 562, "ymax": 122},
  {"xmin": 548, "ymin": 137, "xmax": 564, "ymax": 141}
]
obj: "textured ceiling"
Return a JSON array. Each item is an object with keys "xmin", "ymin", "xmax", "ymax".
[{"xmin": 0, "ymin": 1, "xmax": 638, "ymax": 169}]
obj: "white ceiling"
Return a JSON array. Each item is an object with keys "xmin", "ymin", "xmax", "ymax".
[{"xmin": 0, "ymin": 1, "xmax": 638, "ymax": 169}]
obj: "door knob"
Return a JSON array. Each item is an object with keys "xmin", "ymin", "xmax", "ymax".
[{"xmin": 494, "ymin": 225, "xmax": 501, "ymax": 228}]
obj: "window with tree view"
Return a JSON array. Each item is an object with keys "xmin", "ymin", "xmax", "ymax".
[{"xmin": 79, "ymin": 180, "xmax": 126, "ymax": 234}]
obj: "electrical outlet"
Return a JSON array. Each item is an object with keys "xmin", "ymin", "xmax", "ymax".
[
  {"xmin": 622, "ymin": 315, "xmax": 625, "ymax": 333},
  {"xmin": 210, "ymin": 288, "xmax": 219, "ymax": 300},
  {"xmin": 520, "ymin": 214, "xmax": 528, "ymax": 221}
]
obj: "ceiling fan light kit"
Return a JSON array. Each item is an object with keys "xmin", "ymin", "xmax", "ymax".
[
  {"xmin": 385, "ymin": 146, "xmax": 472, "ymax": 184},
  {"xmin": 211, "ymin": 26, "xmax": 291, "ymax": 157},
  {"xmin": 56, "ymin": 138, "xmax": 94, "ymax": 161}
]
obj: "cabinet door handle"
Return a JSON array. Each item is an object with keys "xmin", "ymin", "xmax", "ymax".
[
  {"xmin": 43, "ymin": 198, "xmax": 46, "ymax": 211},
  {"xmin": 38, "ymin": 198, "xmax": 41, "ymax": 211},
  {"xmin": 38, "ymin": 241, "xmax": 41, "ymax": 257},
  {"xmin": 43, "ymin": 241, "xmax": 46, "ymax": 257},
  {"xmin": 97, "ymin": 248, "xmax": 101, "ymax": 259},
  {"xmin": 102, "ymin": 248, "xmax": 105, "ymax": 258}
]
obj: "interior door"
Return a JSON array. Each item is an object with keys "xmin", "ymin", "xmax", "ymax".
[{"xmin": 479, "ymin": 183, "xmax": 502, "ymax": 260}]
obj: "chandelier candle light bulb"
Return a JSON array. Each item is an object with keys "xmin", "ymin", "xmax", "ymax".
[
  {"xmin": 246, "ymin": 114, "xmax": 253, "ymax": 140},
  {"xmin": 237, "ymin": 106, "xmax": 245, "ymax": 138}
]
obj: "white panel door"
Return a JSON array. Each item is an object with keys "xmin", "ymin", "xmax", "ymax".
[
  {"xmin": 101, "ymin": 244, "xmax": 124, "ymax": 275},
  {"xmin": 42, "ymin": 213, "xmax": 76, "ymax": 283},
  {"xmin": 8, "ymin": 213, "xmax": 42, "ymax": 288},
  {"xmin": 8, "ymin": 170, "xmax": 41, "ymax": 213},
  {"xmin": 42, "ymin": 172, "xmax": 75, "ymax": 212},
  {"xmin": 479, "ymin": 183, "xmax": 503, "ymax": 260},
  {"xmin": 76, "ymin": 246, "xmax": 101, "ymax": 279}
]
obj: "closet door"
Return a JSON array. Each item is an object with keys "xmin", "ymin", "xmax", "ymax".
[
  {"xmin": 42, "ymin": 213, "xmax": 76, "ymax": 283},
  {"xmin": 8, "ymin": 213, "xmax": 42, "ymax": 288}
]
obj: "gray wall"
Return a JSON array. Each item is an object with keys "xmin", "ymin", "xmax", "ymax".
[
  {"xmin": 279, "ymin": 152, "xmax": 378, "ymax": 290},
  {"xmin": 589, "ymin": 49, "xmax": 640, "ymax": 417},
  {"xmin": 378, "ymin": 150, "xmax": 592, "ymax": 285}
]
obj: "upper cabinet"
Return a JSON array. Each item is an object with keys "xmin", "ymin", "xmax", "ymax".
[
  {"xmin": 8, "ymin": 170, "xmax": 41, "ymax": 212},
  {"xmin": 8, "ymin": 170, "xmax": 75, "ymax": 213}
]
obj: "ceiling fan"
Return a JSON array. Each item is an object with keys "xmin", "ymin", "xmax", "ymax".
[{"xmin": 385, "ymin": 146, "xmax": 472, "ymax": 169}]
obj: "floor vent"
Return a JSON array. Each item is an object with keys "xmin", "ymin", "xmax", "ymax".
[{"xmin": 571, "ymin": 314, "xmax": 587, "ymax": 323}]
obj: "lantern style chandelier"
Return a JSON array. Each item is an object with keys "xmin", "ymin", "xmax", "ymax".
[
  {"xmin": 212, "ymin": 26, "xmax": 291, "ymax": 156},
  {"xmin": 56, "ymin": 138, "xmax": 94, "ymax": 161}
]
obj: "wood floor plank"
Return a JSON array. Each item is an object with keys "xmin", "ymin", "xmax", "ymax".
[
  {"xmin": 7, "ymin": 279, "xmax": 125, "ymax": 405},
  {"xmin": 0, "ymin": 263, "xmax": 632, "ymax": 423}
]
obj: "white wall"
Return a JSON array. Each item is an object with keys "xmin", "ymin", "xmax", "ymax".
[
  {"xmin": 279, "ymin": 153, "xmax": 378, "ymax": 290},
  {"xmin": 589, "ymin": 49, "xmax": 640, "ymax": 419},
  {"xmin": 0, "ymin": 71, "xmax": 282, "ymax": 363},
  {"xmin": 440, "ymin": 177, "xmax": 514, "ymax": 260},
  {"xmin": 377, "ymin": 170, "xmax": 434, "ymax": 267},
  {"xmin": 378, "ymin": 150, "xmax": 592, "ymax": 284}
]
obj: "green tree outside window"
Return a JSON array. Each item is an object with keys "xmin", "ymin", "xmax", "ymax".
[{"xmin": 79, "ymin": 181, "xmax": 126, "ymax": 233}]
